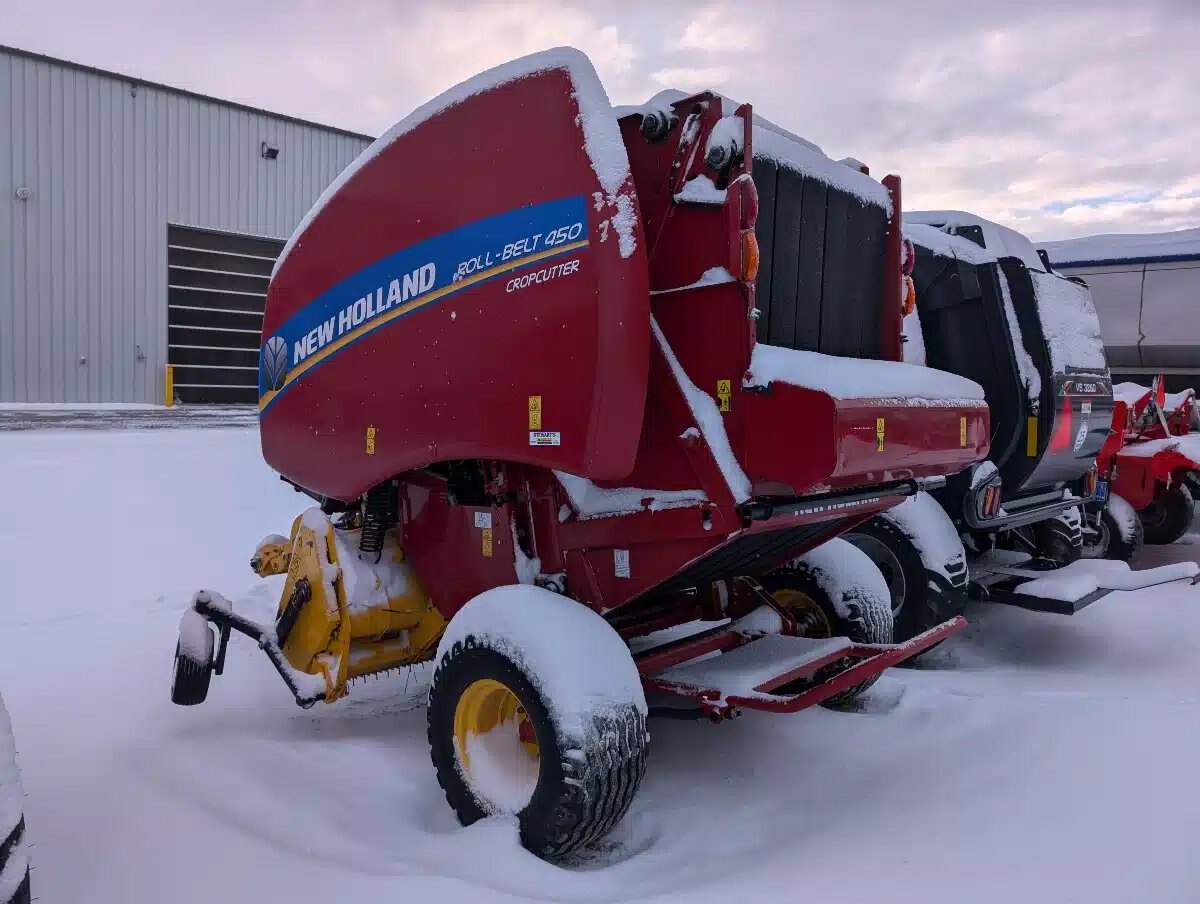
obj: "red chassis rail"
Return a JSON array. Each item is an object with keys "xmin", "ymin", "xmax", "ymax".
[{"xmin": 637, "ymin": 616, "xmax": 966, "ymax": 720}]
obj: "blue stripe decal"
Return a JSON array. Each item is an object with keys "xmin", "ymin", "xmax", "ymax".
[{"xmin": 258, "ymin": 195, "xmax": 590, "ymax": 412}]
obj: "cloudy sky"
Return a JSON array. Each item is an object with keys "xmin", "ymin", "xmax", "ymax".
[{"xmin": 5, "ymin": 0, "xmax": 1197, "ymax": 241}]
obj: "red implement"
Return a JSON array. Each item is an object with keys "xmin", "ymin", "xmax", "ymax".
[
  {"xmin": 1093, "ymin": 377, "xmax": 1199, "ymax": 546},
  {"xmin": 255, "ymin": 50, "xmax": 988, "ymax": 672},
  {"xmin": 178, "ymin": 48, "xmax": 999, "ymax": 861}
]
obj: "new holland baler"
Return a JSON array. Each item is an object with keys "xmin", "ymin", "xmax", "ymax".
[{"xmin": 171, "ymin": 48, "xmax": 992, "ymax": 858}]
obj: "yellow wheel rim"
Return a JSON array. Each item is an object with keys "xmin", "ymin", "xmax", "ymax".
[
  {"xmin": 453, "ymin": 678, "xmax": 541, "ymax": 769},
  {"xmin": 771, "ymin": 588, "xmax": 834, "ymax": 638}
]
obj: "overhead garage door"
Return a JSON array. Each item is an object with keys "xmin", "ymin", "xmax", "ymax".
[{"xmin": 167, "ymin": 225, "xmax": 283, "ymax": 404}]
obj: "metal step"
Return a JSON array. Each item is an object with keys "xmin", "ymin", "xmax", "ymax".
[
  {"xmin": 640, "ymin": 617, "xmax": 966, "ymax": 718},
  {"xmin": 652, "ymin": 634, "xmax": 853, "ymax": 703}
]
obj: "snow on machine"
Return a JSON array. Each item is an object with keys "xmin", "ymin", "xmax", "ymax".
[
  {"xmin": 1089, "ymin": 377, "xmax": 1200, "ymax": 553},
  {"xmin": 842, "ymin": 212, "xmax": 1198, "ymax": 640},
  {"xmin": 0, "ymin": 695, "xmax": 29, "ymax": 904},
  {"xmin": 170, "ymin": 48, "xmax": 993, "ymax": 858}
]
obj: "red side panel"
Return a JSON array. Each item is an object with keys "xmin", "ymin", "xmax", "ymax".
[
  {"xmin": 1114, "ymin": 447, "xmax": 1200, "ymax": 510},
  {"xmin": 399, "ymin": 473, "xmax": 521, "ymax": 621},
  {"xmin": 1111, "ymin": 454, "xmax": 1156, "ymax": 510},
  {"xmin": 260, "ymin": 66, "xmax": 649, "ymax": 500}
]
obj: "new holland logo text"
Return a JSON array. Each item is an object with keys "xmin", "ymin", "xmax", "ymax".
[{"xmin": 291, "ymin": 263, "xmax": 436, "ymax": 367}]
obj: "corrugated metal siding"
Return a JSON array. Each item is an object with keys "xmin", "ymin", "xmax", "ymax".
[{"xmin": 0, "ymin": 49, "xmax": 371, "ymax": 402}]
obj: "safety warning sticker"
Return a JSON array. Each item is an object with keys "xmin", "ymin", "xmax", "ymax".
[
  {"xmin": 717, "ymin": 379, "xmax": 732, "ymax": 413},
  {"xmin": 614, "ymin": 548, "xmax": 631, "ymax": 579}
]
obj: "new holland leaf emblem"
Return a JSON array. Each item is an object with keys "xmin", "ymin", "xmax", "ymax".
[{"xmin": 262, "ymin": 335, "xmax": 289, "ymax": 391}]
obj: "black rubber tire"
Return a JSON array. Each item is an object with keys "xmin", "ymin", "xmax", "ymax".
[
  {"xmin": 844, "ymin": 517, "xmax": 966, "ymax": 644},
  {"xmin": 1082, "ymin": 500, "xmax": 1143, "ymax": 562},
  {"xmin": 1032, "ymin": 516, "xmax": 1083, "ymax": 566},
  {"xmin": 170, "ymin": 640, "xmax": 213, "ymax": 706},
  {"xmin": 427, "ymin": 636, "xmax": 648, "ymax": 861},
  {"xmin": 761, "ymin": 565, "xmax": 891, "ymax": 709},
  {"xmin": 1140, "ymin": 483, "xmax": 1196, "ymax": 545},
  {"xmin": 0, "ymin": 688, "xmax": 29, "ymax": 904},
  {"xmin": 1185, "ymin": 470, "xmax": 1200, "ymax": 499},
  {"xmin": 6, "ymin": 872, "xmax": 30, "ymax": 904},
  {"xmin": 0, "ymin": 817, "xmax": 29, "ymax": 904}
]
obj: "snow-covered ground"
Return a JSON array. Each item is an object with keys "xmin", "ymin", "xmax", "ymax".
[{"xmin": 3, "ymin": 426, "xmax": 1200, "ymax": 902}]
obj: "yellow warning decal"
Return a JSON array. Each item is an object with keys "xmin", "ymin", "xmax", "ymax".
[
  {"xmin": 960, "ymin": 415, "xmax": 968, "ymax": 447},
  {"xmin": 528, "ymin": 395, "xmax": 542, "ymax": 430},
  {"xmin": 876, "ymin": 417, "xmax": 886, "ymax": 452},
  {"xmin": 481, "ymin": 527, "xmax": 493, "ymax": 558},
  {"xmin": 717, "ymin": 379, "xmax": 732, "ymax": 413},
  {"xmin": 365, "ymin": 425, "xmax": 377, "ymax": 455},
  {"xmin": 1027, "ymin": 416, "xmax": 1038, "ymax": 457}
]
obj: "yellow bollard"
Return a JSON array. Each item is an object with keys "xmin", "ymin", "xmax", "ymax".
[{"xmin": 164, "ymin": 364, "xmax": 174, "ymax": 408}]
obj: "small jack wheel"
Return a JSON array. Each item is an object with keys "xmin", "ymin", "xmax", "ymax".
[{"xmin": 171, "ymin": 609, "xmax": 215, "ymax": 706}]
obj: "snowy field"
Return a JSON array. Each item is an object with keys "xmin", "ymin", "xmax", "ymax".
[{"xmin": 4, "ymin": 426, "xmax": 1200, "ymax": 903}]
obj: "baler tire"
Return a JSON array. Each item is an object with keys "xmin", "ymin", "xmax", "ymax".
[
  {"xmin": 3, "ymin": 872, "xmax": 30, "ymax": 904},
  {"xmin": 844, "ymin": 517, "xmax": 966, "ymax": 644},
  {"xmin": 762, "ymin": 560, "xmax": 892, "ymax": 710},
  {"xmin": 170, "ymin": 640, "xmax": 213, "ymax": 706},
  {"xmin": 0, "ymin": 819, "xmax": 30, "ymax": 904},
  {"xmin": 0, "ymin": 694, "xmax": 30, "ymax": 904},
  {"xmin": 1140, "ymin": 484, "xmax": 1195, "ymax": 545},
  {"xmin": 1082, "ymin": 497, "xmax": 1143, "ymax": 562},
  {"xmin": 427, "ymin": 637, "xmax": 647, "ymax": 861},
  {"xmin": 1032, "ymin": 517, "xmax": 1082, "ymax": 566}
]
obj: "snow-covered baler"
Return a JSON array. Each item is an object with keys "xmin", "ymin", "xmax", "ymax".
[
  {"xmin": 172, "ymin": 48, "xmax": 992, "ymax": 858},
  {"xmin": 843, "ymin": 215, "xmax": 1198, "ymax": 641}
]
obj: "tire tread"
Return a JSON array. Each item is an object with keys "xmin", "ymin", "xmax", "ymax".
[
  {"xmin": 170, "ymin": 641, "xmax": 213, "ymax": 706},
  {"xmin": 0, "ymin": 816, "xmax": 29, "ymax": 904},
  {"xmin": 427, "ymin": 637, "xmax": 647, "ymax": 861},
  {"xmin": 1140, "ymin": 484, "xmax": 1195, "ymax": 546},
  {"xmin": 846, "ymin": 516, "xmax": 967, "ymax": 644}
]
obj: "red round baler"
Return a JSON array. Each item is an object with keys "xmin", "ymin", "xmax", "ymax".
[{"xmin": 173, "ymin": 47, "xmax": 991, "ymax": 858}]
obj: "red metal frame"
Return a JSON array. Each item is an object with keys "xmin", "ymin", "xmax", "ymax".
[{"xmin": 635, "ymin": 622, "xmax": 746, "ymax": 675}]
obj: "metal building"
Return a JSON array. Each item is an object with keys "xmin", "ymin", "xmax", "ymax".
[
  {"xmin": 1044, "ymin": 231, "xmax": 1200, "ymax": 391},
  {"xmin": 1, "ymin": 44, "xmax": 372, "ymax": 404}
]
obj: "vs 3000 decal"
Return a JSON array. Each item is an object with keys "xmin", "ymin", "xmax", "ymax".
[{"xmin": 258, "ymin": 195, "xmax": 590, "ymax": 412}]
